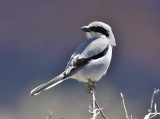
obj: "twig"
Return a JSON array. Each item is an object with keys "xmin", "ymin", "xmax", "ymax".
[
  {"xmin": 148, "ymin": 88, "xmax": 159, "ymax": 113},
  {"xmin": 120, "ymin": 93, "xmax": 130, "ymax": 119},
  {"xmin": 121, "ymin": 89, "xmax": 160, "ymax": 119},
  {"xmin": 144, "ymin": 88, "xmax": 160, "ymax": 119},
  {"xmin": 91, "ymin": 89, "xmax": 97, "ymax": 119},
  {"xmin": 88, "ymin": 88, "xmax": 101, "ymax": 119},
  {"xmin": 87, "ymin": 80, "xmax": 108, "ymax": 119},
  {"xmin": 95, "ymin": 101, "xmax": 108, "ymax": 119}
]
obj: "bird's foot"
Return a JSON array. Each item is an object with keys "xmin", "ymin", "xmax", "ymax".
[{"xmin": 86, "ymin": 79, "xmax": 96, "ymax": 93}]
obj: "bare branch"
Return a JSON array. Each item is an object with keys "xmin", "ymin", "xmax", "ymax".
[
  {"xmin": 154, "ymin": 103, "xmax": 157, "ymax": 113},
  {"xmin": 90, "ymin": 89, "xmax": 100, "ymax": 119},
  {"xmin": 120, "ymin": 93, "xmax": 130, "ymax": 119},
  {"xmin": 87, "ymin": 80, "xmax": 108, "ymax": 119},
  {"xmin": 120, "ymin": 89, "xmax": 160, "ymax": 119},
  {"xmin": 144, "ymin": 88, "xmax": 160, "ymax": 119},
  {"xmin": 95, "ymin": 101, "xmax": 108, "ymax": 119},
  {"xmin": 144, "ymin": 113, "xmax": 160, "ymax": 119},
  {"xmin": 148, "ymin": 88, "xmax": 159, "ymax": 113}
]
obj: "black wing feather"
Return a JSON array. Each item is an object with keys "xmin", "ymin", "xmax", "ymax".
[{"xmin": 75, "ymin": 45, "xmax": 109, "ymax": 68}]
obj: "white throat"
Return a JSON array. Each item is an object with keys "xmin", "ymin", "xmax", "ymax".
[{"xmin": 86, "ymin": 32, "xmax": 106, "ymax": 39}]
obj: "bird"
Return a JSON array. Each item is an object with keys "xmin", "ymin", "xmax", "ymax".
[{"xmin": 30, "ymin": 21, "xmax": 116, "ymax": 96}]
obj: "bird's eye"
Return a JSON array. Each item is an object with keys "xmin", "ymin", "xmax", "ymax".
[{"xmin": 90, "ymin": 27, "xmax": 96, "ymax": 31}]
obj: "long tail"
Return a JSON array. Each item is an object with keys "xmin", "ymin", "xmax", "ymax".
[{"xmin": 30, "ymin": 73, "xmax": 65, "ymax": 96}]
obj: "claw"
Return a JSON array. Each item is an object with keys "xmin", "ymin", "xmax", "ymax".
[{"xmin": 85, "ymin": 79, "xmax": 96, "ymax": 93}]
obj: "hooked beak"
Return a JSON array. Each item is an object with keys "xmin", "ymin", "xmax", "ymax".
[{"xmin": 80, "ymin": 26, "xmax": 91, "ymax": 32}]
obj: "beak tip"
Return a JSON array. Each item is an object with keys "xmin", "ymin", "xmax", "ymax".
[
  {"xmin": 80, "ymin": 26, "xmax": 90, "ymax": 32},
  {"xmin": 80, "ymin": 26, "xmax": 86, "ymax": 30}
]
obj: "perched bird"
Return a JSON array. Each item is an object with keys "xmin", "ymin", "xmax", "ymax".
[{"xmin": 30, "ymin": 21, "xmax": 116, "ymax": 96}]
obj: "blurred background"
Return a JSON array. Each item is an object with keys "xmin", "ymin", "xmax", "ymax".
[{"xmin": 0, "ymin": 0, "xmax": 160, "ymax": 119}]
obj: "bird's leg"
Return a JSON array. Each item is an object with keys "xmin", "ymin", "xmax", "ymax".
[
  {"xmin": 86, "ymin": 79, "xmax": 96, "ymax": 93},
  {"xmin": 85, "ymin": 79, "xmax": 108, "ymax": 119}
]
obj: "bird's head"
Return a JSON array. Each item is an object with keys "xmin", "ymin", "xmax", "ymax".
[{"xmin": 81, "ymin": 21, "xmax": 116, "ymax": 46}]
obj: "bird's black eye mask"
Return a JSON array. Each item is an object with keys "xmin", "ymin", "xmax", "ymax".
[{"xmin": 90, "ymin": 26, "xmax": 109, "ymax": 37}]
